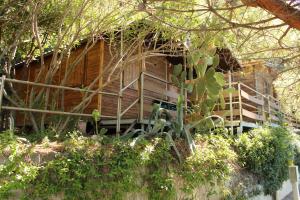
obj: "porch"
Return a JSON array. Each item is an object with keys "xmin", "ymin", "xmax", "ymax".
[
  {"xmin": 215, "ymin": 81, "xmax": 300, "ymax": 133},
  {"xmin": 0, "ymin": 73, "xmax": 299, "ymax": 133}
]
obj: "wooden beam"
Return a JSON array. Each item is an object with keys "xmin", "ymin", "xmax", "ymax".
[
  {"xmin": 138, "ymin": 42, "xmax": 144, "ymax": 125},
  {"xmin": 214, "ymin": 109, "xmax": 240, "ymax": 117},
  {"xmin": 241, "ymin": 90, "xmax": 264, "ymax": 105},
  {"xmin": 238, "ymin": 83, "xmax": 243, "ymax": 134},
  {"xmin": 0, "ymin": 75, "xmax": 6, "ymax": 112},
  {"xmin": 98, "ymin": 40, "xmax": 105, "ymax": 112},
  {"xmin": 228, "ymin": 71, "xmax": 233, "ymax": 134},
  {"xmin": 242, "ymin": 108, "xmax": 264, "ymax": 121}
]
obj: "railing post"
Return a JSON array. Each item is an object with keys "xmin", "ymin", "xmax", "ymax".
[
  {"xmin": 237, "ymin": 82, "xmax": 243, "ymax": 134},
  {"xmin": 116, "ymin": 29, "xmax": 124, "ymax": 136},
  {"xmin": 0, "ymin": 75, "xmax": 6, "ymax": 112},
  {"xmin": 228, "ymin": 71, "xmax": 233, "ymax": 134},
  {"xmin": 117, "ymin": 92, "xmax": 121, "ymax": 135},
  {"xmin": 139, "ymin": 72, "xmax": 144, "ymax": 124},
  {"xmin": 261, "ymin": 96, "xmax": 265, "ymax": 124}
]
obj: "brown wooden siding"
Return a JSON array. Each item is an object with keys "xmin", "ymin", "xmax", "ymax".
[{"xmin": 14, "ymin": 40, "xmax": 180, "ymax": 126}]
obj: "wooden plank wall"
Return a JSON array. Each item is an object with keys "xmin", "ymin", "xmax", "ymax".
[
  {"xmin": 14, "ymin": 41, "xmax": 102, "ymax": 126},
  {"xmin": 100, "ymin": 45, "xmax": 173, "ymax": 120},
  {"xmin": 221, "ymin": 61, "xmax": 278, "ymax": 124},
  {"xmin": 14, "ymin": 40, "xmax": 179, "ymax": 126}
]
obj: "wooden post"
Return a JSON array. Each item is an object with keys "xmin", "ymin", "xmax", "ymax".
[
  {"xmin": 0, "ymin": 75, "xmax": 6, "ymax": 112},
  {"xmin": 289, "ymin": 165, "xmax": 300, "ymax": 200},
  {"xmin": 9, "ymin": 111, "xmax": 14, "ymax": 131},
  {"xmin": 140, "ymin": 72, "xmax": 144, "ymax": 125},
  {"xmin": 165, "ymin": 61, "xmax": 168, "ymax": 101},
  {"xmin": 268, "ymin": 96, "xmax": 271, "ymax": 123},
  {"xmin": 138, "ymin": 42, "xmax": 145, "ymax": 129},
  {"xmin": 98, "ymin": 40, "xmax": 105, "ymax": 112},
  {"xmin": 237, "ymin": 82, "xmax": 243, "ymax": 134},
  {"xmin": 116, "ymin": 83, "xmax": 122, "ymax": 135},
  {"xmin": 228, "ymin": 71, "xmax": 233, "ymax": 134},
  {"xmin": 261, "ymin": 96, "xmax": 265, "ymax": 125},
  {"xmin": 184, "ymin": 50, "xmax": 188, "ymax": 114},
  {"xmin": 117, "ymin": 31, "xmax": 124, "ymax": 135}
]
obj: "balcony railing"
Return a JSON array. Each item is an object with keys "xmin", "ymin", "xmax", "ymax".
[{"xmin": 214, "ymin": 81, "xmax": 300, "ymax": 131}]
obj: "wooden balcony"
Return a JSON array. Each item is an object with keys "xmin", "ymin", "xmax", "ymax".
[{"xmin": 215, "ymin": 82, "xmax": 300, "ymax": 133}]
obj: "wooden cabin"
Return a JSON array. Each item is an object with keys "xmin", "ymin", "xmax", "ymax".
[
  {"xmin": 11, "ymin": 39, "xmax": 181, "ymax": 132},
  {"xmin": 2, "ymin": 41, "xmax": 300, "ymax": 133}
]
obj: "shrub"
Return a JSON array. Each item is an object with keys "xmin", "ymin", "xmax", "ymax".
[
  {"xmin": 144, "ymin": 138, "xmax": 176, "ymax": 200},
  {"xmin": 26, "ymin": 139, "xmax": 142, "ymax": 200},
  {"xmin": 236, "ymin": 126, "xmax": 294, "ymax": 195},
  {"xmin": 0, "ymin": 131, "xmax": 39, "ymax": 199},
  {"xmin": 180, "ymin": 134, "xmax": 237, "ymax": 196}
]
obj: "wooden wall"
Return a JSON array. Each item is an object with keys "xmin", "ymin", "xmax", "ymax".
[
  {"xmin": 14, "ymin": 40, "xmax": 178, "ymax": 126},
  {"xmin": 225, "ymin": 61, "xmax": 277, "ymax": 97}
]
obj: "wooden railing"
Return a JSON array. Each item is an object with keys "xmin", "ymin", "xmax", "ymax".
[
  {"xmin": 0, "ymin": 72, "xmax": 182, "ymax": 133},
  {"xmin": 215, "ymin": 81, "xmax": 300, "ymax": 131},
  {"xmin": 1, "ymin": 73, "xmax": 299, "ymax": 132}
]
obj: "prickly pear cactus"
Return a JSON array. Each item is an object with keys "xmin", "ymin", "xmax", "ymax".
[
  {"xmin": 170, "ymin": 47, "xmax": 226, "ymax": 131},
  {"xmin": 187, "ymin": 48, "xmax": 226, "ymax": 130}
]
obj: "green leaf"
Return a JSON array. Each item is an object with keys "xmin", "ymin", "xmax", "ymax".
[
  {"xmin": 173, "ymin": 64, "xmax": 182, "ymax": 76},
  {"xmin": 207, "ymin": 82, "xmax": 221, "ymax": 96},
  {"xmin": 206, "ymin": 56, "xmax": 213, "ymax": 66},
  {"xmin": 99, "ymin": 128, "xmax": 108, "ymax": 135},
  {"xmin": 205, "ymin": 118, "xmax": 215, "ymax": 129},
  {"xmin": 214, "ymin": 72, "xmax": 225, "ymax": 86},
  {"xmin": 195, "ymin": 59, "xmax": 208, "ymax": 77},
  {"xmin": 185, "ymin": 83, "xmax": 193, "ymax": 93},
  {"xmin": 191, "ymin": 50, "xmax": 202, "ymax": 65},
  {"xmin": 207, "ymin": 47, "xmax": 216, "ymax": 56},
  {"xmin": 224, "ymin": 87, "xmax": 236, "ymax": 94},
  {"xmin": 187, "ymin": 55, "xmax": 193, "ymax": 66},
  {"xmin": 92, "ymin": 109, "xmax": 101, "ymax": 121},
  {"xmin": 196, "ymin": 79, "xmax": 206, "ymax": 97},
  {"xmin": 177, "ymin": 94, "xmax": 184, "ymax": 105},
  {"xmin": 180, "ymin": 71, "xmax": 187, "ymax": 81},
  {"xmin": 219, "ymin": 91, "xmax": 226, "ymax": 110},
  {"xmin": 171, "ymin": 75, "xmax": 180, "ymax": 87},
  {"xmin": 212, "ymin": 54, "xmax": 220, "ymax": 68},
  {"xmin": 206, "ymin": 67, "xmax": 215, "ymax": 79}
]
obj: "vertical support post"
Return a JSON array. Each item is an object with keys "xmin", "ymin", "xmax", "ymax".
[
  {"xmin": 165, "ymin": 61, "xmax": 168, "ymax": 101},
  {"xmin": 140, "ymin": 72, "xmax": 144, "ymax": 126},
  {"xmin": 9, "ymin": 111, "xmax": 14, "ymax": 132},
  {"xmin": 228, "ymin": 71, "xmax": 233, "ymax": 134},
  {"xmin": 116, "ymin": 30, "xmax": 124, "ymax": 136},
  {"xmin": 183, "ymin": 50, "xmax": 188, "ymax": 114},
  {"xmin": 138, "ymin": 42, "xmax": 145, "ymax": 129},
  {"xmin": 289, "ymin": 165, "xmax": 300, "ymax": 200},
  {"xmin": 0, "ymin": 75, "xmax": 6, "ymax": 112},
  {"xmin": 117, "ymin": 92, "xmax": 122, "ymax": 136},
  {"xmin": 261, "ymin": 95, "xmax": 265, "ymax": 125},
  {"xmin": 98, "ymin": 40, "xmax": 105, "ymax": 112},
  {"xmin": 237, "ymin": 83, "xmax": 243, "ymax": 134},
  {"xmin": 268, "ymin": 95, "xmax": 271, "ymax": 123}
]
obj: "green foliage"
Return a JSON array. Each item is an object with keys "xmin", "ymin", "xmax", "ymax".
[
  {"xmin": 236, "ymin": 126, "xmax": 294, "ymax": 195},
  {"xmin": 185, "ymin": 49, "xmax": 226, "ymax": 132},
  {"xmin": 1, "ymin": 125, "xmax": 297, "ymax": 200},
  {"xmin": 25, "ymin": 137, "xmax": 141, "ymax": 200},
  {"xmin": 180, "ymin": 134, "xmax": 236, "ymax": 195},
  {"xmin": 91, "ymin": 109, "xmax": 107, "ymax": 136},
  {"xmin": 144, "ymin": 138, "xmax": 176, "ymax": 200},
  {"xmin": 0, "ymin": 131, "xmax": 39, "ymax": 199}
]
